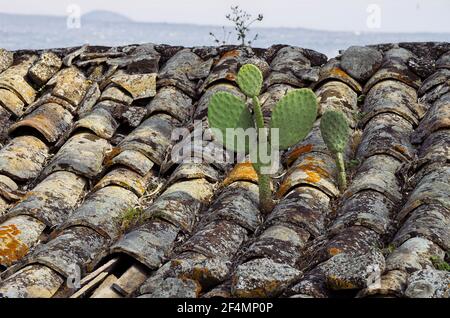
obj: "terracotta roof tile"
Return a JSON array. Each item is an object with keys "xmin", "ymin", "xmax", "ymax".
[{"xmin": 0, "ymin": 42, "xmax": 448, "ymax": 298}]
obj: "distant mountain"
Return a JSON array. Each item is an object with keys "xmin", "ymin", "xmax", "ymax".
[{"xmin": 82, "ymin": 10, "xmax": 132, "ymax": 23}]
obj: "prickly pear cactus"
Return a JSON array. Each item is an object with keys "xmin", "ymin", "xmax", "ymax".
[
  {"xmin": 270, "ymin": 88, "xmax": 318, "ymax": 150},
  {"xmin": 208, "ymin": 91, "xmax": 254, "ymax": 153},
  {"xmin": 320, "ymin": 110, "xmax": 350, "ymax": 154},
  {"xmin": 320, "ymin": 110, "xmax": 350, "ymax": 192},
  {"xmin": 237, "ymin": 64, "xmax": 263, "ymax": 98}
]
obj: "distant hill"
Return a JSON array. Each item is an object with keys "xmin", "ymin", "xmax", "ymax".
[{"xmin": 82, "ymin": 10, "xmax": 132, "ymax": 23}]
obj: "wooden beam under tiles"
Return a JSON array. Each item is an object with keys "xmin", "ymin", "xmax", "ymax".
[
  {"xmin": 112, "ymin": 263, "xmax": 149, "ymax": 297},
  {"xmin": 91, "ymin": 274, "xmax": 122, "ymax": 298},
  {"xmin": 80, "ymin": 257, "xmax": 119, "ymax": 286},
  {"xmin": 70, "ymin": 272, "xmax": 109, "ymax": 298}
]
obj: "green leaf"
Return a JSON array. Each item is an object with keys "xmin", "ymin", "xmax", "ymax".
[
  {"xmin": 237, "ymin": 64, "xmax": 263, "ymax": 97},
  {"xmin": 208, "ymin": 91, "xmax": 255, "ymax": 153},
  {"xmin": 270, "ymin": 88, "xmax": 318, "ymax": 150}
]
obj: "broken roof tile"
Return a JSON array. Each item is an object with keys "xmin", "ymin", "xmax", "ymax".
[
  {"xmin": 110, "ymin": 72, "xmax": 157, "ymax": 100},
  {"xmin": 49, "ymin": 67, "xmax": 91, "ymax": 108},
  {"xmin": 28, "ymin": 52, "xmax": 62, "ymax": 87}
]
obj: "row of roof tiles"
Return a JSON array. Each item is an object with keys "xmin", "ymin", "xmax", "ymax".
[{"xmin": 0, "ymin": 42, "xmax": 448, "ymax": 298}]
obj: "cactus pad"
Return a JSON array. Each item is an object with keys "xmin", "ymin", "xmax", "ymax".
[
  {"xmin": 320, "ymin": 110, "xmax": 350, "ymax": 154},
  {"xmin": 270, "ymin": 88, "xmax": 318, "ymax": 150},
  {"xmin": 237, "ymin": 64, "xmax": 263, "ymax": 98},
  {"xmin": 208, "ymin": 91, "xmax": 255, "ymax": 153}
]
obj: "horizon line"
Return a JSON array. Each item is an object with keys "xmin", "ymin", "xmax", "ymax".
[{"xmin": 1, "ymin": 10, "xmax": 450, "ymax": 35}]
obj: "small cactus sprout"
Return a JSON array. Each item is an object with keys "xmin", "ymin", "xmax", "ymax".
[
  {"xmin": 320, "ymin": 110, "xmax": 351, "ymax": 191},
  {"xmin": 237, "ymin": 63, "xmax": 263, "ymax": 98},
  {"xmin": 208, "ymin": 63, "xmax": 318, "ymax": 214}
]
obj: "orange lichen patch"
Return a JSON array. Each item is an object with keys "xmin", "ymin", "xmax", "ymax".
[
  {"xmin": 315, "ymin": 66, "xmax": 362, "ymax": 93},
  {"xmin": 328, "ymin": 247, "xmax": 343, "ymax": 256},
  {"xmin": 305, "ymin": 170, "xmax": 321, "ymax": 183},
  {"xmin": 225, "ymin": 73, "xmax": 236, "ymax": 82},
  {"xmin": 276, "ymin": 182, "xmax": 292, "ymax": 199},
  {"xmin": 330, "ymin": 67, "xmax": 350, "ymax": 79},
  {"xmin": 0, "ymin": 224, "xmax": 29, "ymax": 266},
  {"xmin": 393, "ymin": 144, "xmax": 409, "ymax": 156},
  {"xmin": 0, "ymin": 224, "xmax": 20, "ymax": 236},
  {"xmin": 103, "ymin": 146, "xmax": 122, "ymax": 165},
  {"xmin": 303, "ymin": 155, "xmax": 325, "ymax": 164},
  {"xmin": 222, "ymin": 162, "xmax": 258, "ymax": 187},
  {"xmin": 285, "ymin": 144, "xmax": 314, "ymax": 166},
  {"xmin": 220, "ymin": 49, "xmax": 240, "ymax": 59},
  {"xmin": 276, "ymin": 156, "xmax": 330, "ymax": 198},
  {"xmin": 296, "ymin": 157, "xmax": 328, "ymax": 178}
]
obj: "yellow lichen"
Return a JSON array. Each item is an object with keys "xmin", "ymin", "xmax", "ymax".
[
  {"xmin": 222, "ymin": 162, "xmax": 258, "ymax": 187},
  {"xmin": 0, "ymin": 224, "xmax": 29, "ymax": 266},
  {"xmin": 286, "ymin": 144, "xmax": 313, "ymax": 166},
  {"xmin": 328, "ymin": 247, "xmax": 343, "ymax": 256}
]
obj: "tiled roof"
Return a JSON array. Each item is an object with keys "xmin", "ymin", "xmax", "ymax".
[{"xmin": 0, "ymin": 42, "xmax": 449, "ymax": 298}]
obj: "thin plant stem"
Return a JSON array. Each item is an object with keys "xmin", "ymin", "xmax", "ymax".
[
  {"xmin": 252, "ymin": 96, "xmax": 274, "ymax": 214},
  {"xmin": 336, "ymin": 152, "xmax": 347, "ymax": 192}
]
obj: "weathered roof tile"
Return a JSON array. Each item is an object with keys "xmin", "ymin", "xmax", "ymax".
[
  {"xmin": 0, "ymin": 49, "xmax": 13, "ymax": 73},
  {"xmin": 0, "ymin": 42, "xmax": 448, "ymax": 299},
  {"xmin": 28, "ymin": 52, "xmax": 62, "ymax": 87},
  {"xmin": 42, "ymin": 132, "xmax": 110, "ymax": 179},
  {"xmin": 9, "ymin": 102, "xmax": 73, "ymax": 143}
]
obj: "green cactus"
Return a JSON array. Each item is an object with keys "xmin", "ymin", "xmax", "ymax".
[
  {"xmin": 208, "ymin": 63, "xmax": 317, "ymax": 214},
  {"xmin": 208, "ymin": 91, "xmax": 254, "ymax": 153},
  {"xmin": 270, "ymin": 89, "xmax": 318, "ymax": 150},
  {"xmin": 237, "ymin": 64, "xmax": 263, "ymax": 97},
  {"xmin": 320, "ymin": 110, "xmax": 350, "ymax": 191}
]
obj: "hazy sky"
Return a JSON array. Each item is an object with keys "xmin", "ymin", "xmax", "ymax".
[{"xmin": 1, "ymin": 0, "xmax": 450, "ymax": 33}]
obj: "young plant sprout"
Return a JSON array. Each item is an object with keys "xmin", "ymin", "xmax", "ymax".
[
  {"xmin": 319, "ymin": 110, "xmax": 351, "ymax": 192},
  {"xmin": 209, "ymin": 6, "xmax": 263, "ymax": 46},
  {"xmin": 208, "ymin": 64, "xmax": 317, "ymax": 214}
]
